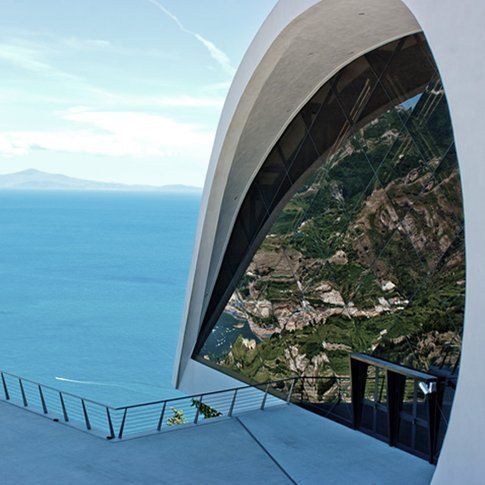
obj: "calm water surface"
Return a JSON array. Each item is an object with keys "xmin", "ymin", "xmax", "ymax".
[{"xmin": 0, "ymin": 191, "xmax": 199, "ymax": 405}]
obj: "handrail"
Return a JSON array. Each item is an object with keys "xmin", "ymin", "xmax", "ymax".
[
  {"xmin": 0, "ymin": 370, "xmax": 330, "ymax": 410},
  {"xmin": 350, "ymin": 353, "xmax": 438, "ymax": 382},
  {"xmin": 0, "ymin": 369, "xmax": 339, "ymax": 441},
  {"xmin": 114, "ymin": 376, "xmax": 303, "ymax": 411},
  {"xmin": 0, "ymin": 370, "xmax": 110, "ymax": 408},
  {"xmin": 1, "ymin": 363, "xmax": 448, "ymax": 462}
]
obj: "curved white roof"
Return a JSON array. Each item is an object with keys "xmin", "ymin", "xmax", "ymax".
[
  {"xmin": 174, "ymin": 0, "xmax": 419, "ymax": 388},
  {"xmin": 174, "ymin": 1, "xmax": 485, "ymax": 483}
]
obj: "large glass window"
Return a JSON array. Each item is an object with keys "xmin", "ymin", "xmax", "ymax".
[{"xmin": 195, "ymin": 34, "xmax": 464, "ymax": 422}]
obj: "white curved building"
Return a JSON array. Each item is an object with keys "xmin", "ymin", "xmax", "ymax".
[{"xmin": 174, "ymin": 1, "xmax": 485, "ymax": 483}]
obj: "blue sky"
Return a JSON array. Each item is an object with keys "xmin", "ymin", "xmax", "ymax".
[{"xmin": 0, "ymin": 0, "xmax": 276, "ymax": 186}]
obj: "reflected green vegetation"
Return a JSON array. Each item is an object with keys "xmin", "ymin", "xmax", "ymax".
[{"xmin": 200, "ymin": 76, "xmax": 464, "ymax": 398}]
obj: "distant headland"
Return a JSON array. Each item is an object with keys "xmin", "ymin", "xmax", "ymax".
[{"xmin": 0, "ymin": 169, "xmax": 202, "ymax": 194}]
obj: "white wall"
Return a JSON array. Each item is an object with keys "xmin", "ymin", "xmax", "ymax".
[{"xmin": 402, "ymin": 2, "xmax": 485, "ymax": 483}]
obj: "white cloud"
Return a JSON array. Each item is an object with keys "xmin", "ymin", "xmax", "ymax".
[
  {"xmin": 146, "ymin": 0, "xmax": 236, "ymax": 76},
  {"xmin": 0, "ymin": 109, "xmax": 214, "ymax": 159},
  {"xmin": 0, "ymin": 87, "xmax": 224, "ymax": 110},
  {"xmin": 0, "ymin": 134, "xmax": 27, "ymax": 156},
  {"xmin": 0, "ymin": 38, "xmax": 224, "ymax": 110},
  {"xmin": 124, "ymin": 94, "xmax": 224, "ymax": 108},
  {"xmin": 0, "ymin": 39, "xmax": 117, "ymax": 103},
  {"xmin": 203, "ymin": 81, "xmax": 232, "ymax": 93},
  {"xmin": 0, "ymin": 42, "xmax": 70, "ymax": 78},
  {"xmin": 60, "ymin": 37, "xmax": 113, "ymax": 50},
  {"xmin": 0, "ymin": 32, "xmax": 221, "ymax": 183}
]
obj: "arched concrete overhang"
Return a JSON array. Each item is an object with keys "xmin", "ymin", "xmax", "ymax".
[
  {"xmin": 174, "ymin": 1, "xmax": 485, "ymax": 482},
  {"xmin": 174, "ymin": 0, "xmax": 421, "ymax": 389}
]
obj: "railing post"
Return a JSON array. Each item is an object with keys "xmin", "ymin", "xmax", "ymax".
[
  {"xmin": 118, "ymin": 408, "xmax": 127, "ymax": 439},
  {"xmin": 427, "ymin": 379, "xmax": 442, "ymax": 464},
  {"xmin": 228, "ymin": 389, "xmax": 238, "ymax": 417},
  {"xmin": 1, "ymin": 372, "xmax": 10, "ymax": 400},
  {"xmin": 301, "ymin": 376, "xmax": 307, "ymax": 401},
  {"xmin": 157, "ymin": 401, "xmax": 167, "ymax": 431},
  {"xmin": 82, "ymin": 399, "xmax": 91, "ymax": 430},
  {"xmin": 106, "ymin": 407, "xmax": 115, "ymax": 439},
  {"xmin": 287, "ymin": 378, "xmax": 296, "ymax": 403},
  {"xmin": 38, "ymin": 385, "xmax": 48, "ymax": 414},
  {"xmin": 59, "ymin": 392, "xmax": 69, "ymax": 422},
  {"xmin": 386, "ymin": 370, "xmax": 406, "ymax": 447},
  {"xmin": 194, "ymin": 394, "xmax": 203, "ymax": 424},
  {"xmin": 260, "ymin": 384, "xmax": 270, "ymax": 410},
  {"xmin": 19, "ymin": 378, "xmax": 27, "ymax": 407}
]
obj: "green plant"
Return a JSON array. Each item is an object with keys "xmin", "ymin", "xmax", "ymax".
[
  {"xmin": 166, "ymin": 407, "xmax": 186, "ymax": 426},
  {"xmin": 191, "ymin": 399, "xmax": 222, "ymax": 419}
]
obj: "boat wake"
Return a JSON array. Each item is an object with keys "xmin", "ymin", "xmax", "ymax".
[
  {"xmin": 54, "ymin": 376, "xmax": 170, "ymax": 393},
  {"xmin": 55, "ymin": 377, "xmax": 132, "ymax": 390}
]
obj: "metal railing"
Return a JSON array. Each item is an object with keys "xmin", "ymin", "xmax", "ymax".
[{"xmin": 0, "ymin": 370, "xmax": 336, "ymax": 440}]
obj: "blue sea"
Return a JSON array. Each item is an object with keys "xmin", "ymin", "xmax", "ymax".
[{"xmin": 0, "ymin": 191, "xmax": 200, "ymax": 406}]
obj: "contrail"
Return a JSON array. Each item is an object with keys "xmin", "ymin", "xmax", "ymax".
[{"xmin": 146, "ymin": 0, "xmax": 236, "ymax": 76}]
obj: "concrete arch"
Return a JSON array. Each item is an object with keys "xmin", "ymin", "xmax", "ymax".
[{"xmin": 174, "ymin": 1, "xmax": 485, "ymax": 482}]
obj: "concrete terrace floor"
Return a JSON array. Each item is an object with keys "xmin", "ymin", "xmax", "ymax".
[{"xmin": 0, "ymin": 400, "xmax": 435, "ymax": 484}]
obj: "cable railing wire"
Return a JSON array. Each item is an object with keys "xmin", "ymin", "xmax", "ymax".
[{"xmin": 0, "ymin": 369, "xmax": 334, "ymax": 441}]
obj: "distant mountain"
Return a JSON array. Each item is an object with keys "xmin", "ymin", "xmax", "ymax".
[{"xmin": 0, "ymin": 169, "xmax": 202, "ymax": 194}]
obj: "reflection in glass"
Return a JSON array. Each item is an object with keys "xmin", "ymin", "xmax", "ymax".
[{"xmin": 196, "ymin": 34, "xmax": 464, "ymax": 413}]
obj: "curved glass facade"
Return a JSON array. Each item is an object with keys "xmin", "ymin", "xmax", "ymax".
[{"xmin": 194, "ymin": 33, "xmax": 464, "ymax": 434}]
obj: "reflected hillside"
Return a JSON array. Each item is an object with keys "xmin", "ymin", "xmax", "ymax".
[{"xmin": 200, "ymin": 78, "xmax": 464, "ymax": 389}]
